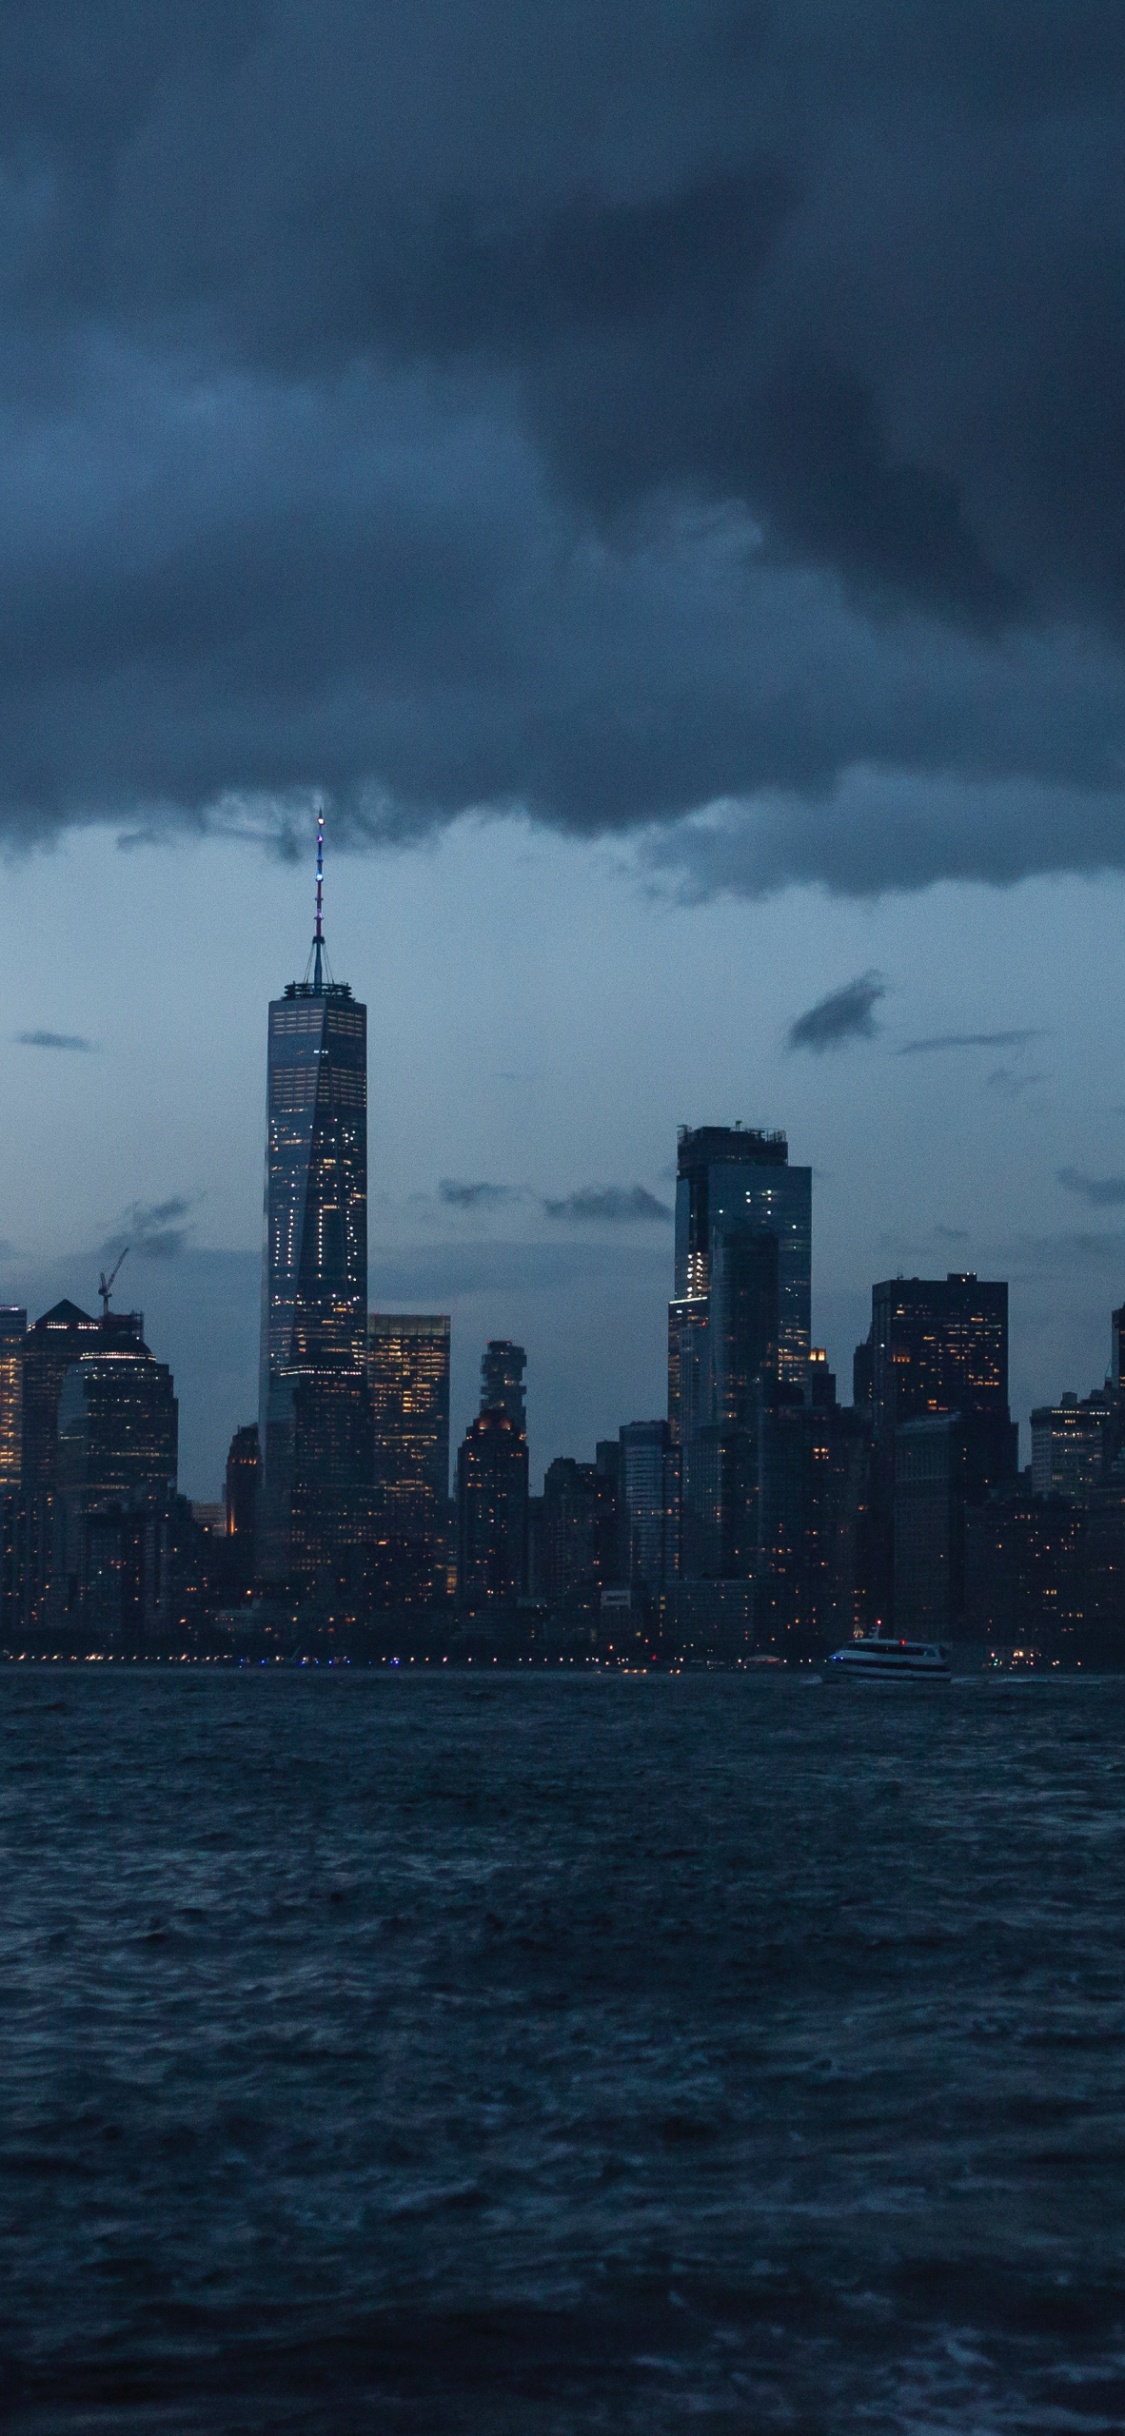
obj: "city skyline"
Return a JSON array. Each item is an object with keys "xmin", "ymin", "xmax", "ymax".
[{"xmin": 0, "ymin": 823, "xmax": 1124, "ymax": 1499}]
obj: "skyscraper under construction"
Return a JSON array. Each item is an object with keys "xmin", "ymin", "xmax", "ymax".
[{"xmin": 258, "ymin": 813, "xmax": 372, "ymax": 1594}]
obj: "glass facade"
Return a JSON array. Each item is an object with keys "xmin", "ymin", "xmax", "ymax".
[
  {"xmin": 674, "ymin": 1126, "xmax": 811, "ymax": 1390},
  {"xmin": 55, "ymin": 1337, "xmax": 179, "ymax": 1645},
  {"xmin": 258, "ymin": 931, "xmax": 370, "ymax": 1583},
  {"xmin": 368, "ymin": 1314, "xmax": 451, "ymax": 1606}
]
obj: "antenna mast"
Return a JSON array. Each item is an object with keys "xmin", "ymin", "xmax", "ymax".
[{"xmin": 313, "ymin": 801, "xmax": 325, "ymax": 993}]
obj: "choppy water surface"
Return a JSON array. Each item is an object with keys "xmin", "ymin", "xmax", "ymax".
[{"xmin": 3, "ymin": 1668, "xmax": 1125, "ymax": 2431}]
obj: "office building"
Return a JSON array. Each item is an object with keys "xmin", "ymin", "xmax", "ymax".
[
  {"xmin": 480, "ymin": 1340, "xmax": 526, "ymax": 1432},
  {"xmin": 19, "ymin": 1298, "xmax": 104, "ymax": 1636},
  {"xmin": 456, "ymin": 1343, "xmax": 529, "ymax": 1607},
  {"xmin": 619, "ymin": 1419, "xmax": 679, "ymax": 1596},
  {"xmin": 258, "ymin": 813, "xmax": 371, "ymax": 1589},
  {"xmin": 368, "ymin": 1314, "xmax": 451, "ymax": 1606},
  {"xmin": 223, "ymin": 1422, "xmax": 260, "ymax": 1586},
  {"xmin": 860, "ymin": 1272, "xmax": 1017, "ymax": 1625},
  {"xmin": 55, "ymin": 1325, "xmax": 178, "ymax": 1646},
  {"xmin": 672, "ymin": 1125, "xmax": 811, "ymax": 1401},
  {"xmin": 539, "ymin": 1456, "xmax": 599, "ymax": 1602},
  {"xmin": 1031, "ymin": 1395, "xmax": 1109, "ymax": 1502},
  {"xmin": 0, "ymin": 1307, "xmax": 25, "ymax": 1640}
]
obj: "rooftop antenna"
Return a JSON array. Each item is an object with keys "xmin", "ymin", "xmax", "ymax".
[
  {"xmin": 98, "ymin": 1245, "xmax": 129, "ymax": 1321},
  {"xmin": 312, "ymin": 798, "xmax": 325, "ymax": 993}
]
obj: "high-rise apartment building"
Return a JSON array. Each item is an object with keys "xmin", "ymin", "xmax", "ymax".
[
  {"xmin": 368, "ymin": 1314, "xmax": 451, "ymax": 1606},
  {"xmin": 258, "ymin": 815, "xmax": 372, "ymax": 1591}
]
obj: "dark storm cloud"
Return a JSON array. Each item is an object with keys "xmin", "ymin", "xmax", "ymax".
[
  {"xmin": 787, "ymin": 971, "xmax": 885, "ymax": 1053},
  {"xmin": 15, "ymin": 1029, "xmax": 94, "ymax": 1051},
  {"xmin": 542, "ymin": 1186, "xmax": 672, "ymax": 1225},
  {"xmin": 104, "ymin": 1195, "xmax": 195, "ymax": 1261},
  {"xmin": 5, "ymin": 4, "xmax": 1125, "ymax": 885},
  {"xmin": 1057, "ymin": 1168, "xmax": 1125, "ymax": 1209}
]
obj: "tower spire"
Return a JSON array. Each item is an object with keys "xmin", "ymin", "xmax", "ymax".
[{"xmin": 312, "ymin": 801, "xmax": 325, "ymax": 993}]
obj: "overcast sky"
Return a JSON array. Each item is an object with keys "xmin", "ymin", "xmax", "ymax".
[{"xmin": 2, "ymin": 2, "xmax": 1125, "ymax": 1493}]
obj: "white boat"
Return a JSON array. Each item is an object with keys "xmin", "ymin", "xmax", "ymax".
[{"xmin": 828, "ymin": 1631, "xmax": 950, "ymax": 1682}]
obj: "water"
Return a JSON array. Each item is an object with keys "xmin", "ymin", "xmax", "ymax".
[{"xmin": 3, "ymin": 1666, "xmax": 1125, "ymax": 2432}]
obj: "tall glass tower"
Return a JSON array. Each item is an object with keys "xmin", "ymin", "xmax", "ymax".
[{"xmin": 258, "ymin": 814, "xmax": 370, "ymax": 1586}]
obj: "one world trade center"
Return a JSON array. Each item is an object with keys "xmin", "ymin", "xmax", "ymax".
[{"xmin": 258, "ymin": 813, "xmax": 372, "ymax": 1592}]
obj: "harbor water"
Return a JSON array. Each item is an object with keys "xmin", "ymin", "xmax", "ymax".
[{"xmin": 2, "ymin": 1666, "xmax": 1125, "ymax": 2431}]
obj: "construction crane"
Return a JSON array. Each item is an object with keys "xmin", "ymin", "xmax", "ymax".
[{"xmin": 98, "ymin": 1245, "xmax": 129, "ymax": 1321}]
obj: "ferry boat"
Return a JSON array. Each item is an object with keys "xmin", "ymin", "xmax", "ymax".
[{"xmin": 828, "ymin": 1630, "xmax": 950, "ymax": 1682}]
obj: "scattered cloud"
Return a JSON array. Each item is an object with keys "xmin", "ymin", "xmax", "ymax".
[
  {"xmin": 986, "ymin": 1066, "xmax": 1045, "ymax": 1099},
  {"xmin": 898, "ymin": 1030, "xmax": 1042, "ymax": 1056},
  {"xmin": 438, "ymin": 1179, "xmax": 519, "ymax": 1210},
  {"xmin": 542, "ymin": 1185, "xmax": 672, "ymax": 1225},
  {"xmin": 1057, "ymin": 1167, "xmax": 1125, "ymax": 1209},
  {"xmin": 787, "ymin": 972, "xmax": 887, "ymax": 1053},
  {"xmin": 103, "ymin": 1196, "xmax": 197, "ymax": 1263},
  {"xmin": 15, "ymin": 1030, "xmax": 95, "ymax": 1053}
]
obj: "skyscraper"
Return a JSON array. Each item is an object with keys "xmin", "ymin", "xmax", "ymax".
[
  {"xmin": 0, "ymin": 1308, "xmax": 25, "ymax": 1642},
  {"xmin": 19, "ymin": 1298, "xmax": 103, "ymax": 1637},
  {"xmin": 671, "ymin": 1125, "xmax": 808, "ymax": 1597},
  {"xmin": 860, "ymin": 1272, "xmax": 1017, "ymax": 1627},
  {"xmin": 671, "ymin": 1125, "xmax": 811, "ymax": 1411},
  {"xmin": 456, "ymin": 1343, "xmax": 529, "ymax": 1608},
  {"xmin": 258, "ymin": 813, "xmax": 372, "ymax": 1590},
  {"xmin": 368, "ymin": 1314, "xmax": 451, "ymax": 1606},
  {"xmin": 56, "ymin": 1327, "xmax": 178, "ymax": 1647}
]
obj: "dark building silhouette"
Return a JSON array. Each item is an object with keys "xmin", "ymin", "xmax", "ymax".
[
  {"xmin": 540, "ymin": 1457, "xmax": 599, "ymax": 1602},
  {"xmin": 1030, "ymin": 1393, "xmax": 1109, "ymax": 1501},
  {"xmin": 619, "ymin": 1419, "xmax": 679, "ymax": 1595},
  {"xmin": 456, "ymin": 1343, "xmax": 529, "ymax": 1607},
  {"xmin": 670, "ymin": 1125, "xmax": 811, "ymax": 1413},
  {"xmin": 223, "ymin": 1423, "xmax": 260, "ymax": 1586},
  {"xmin": 965, "ymin": 1487, "xmax": 1086, "ymax": 1655},
  {"xmin": 368, "ymin": 1314, "xmax": 451, "ymax": 1607},
  {"xmin": 755, "ymin": 1356, "xmax": 870, "ymax": 1656},
  {"xmin": 55, "ymin": 1324, "xmax": 178, "ymax": 1647},
  {"xmin": 258, "ymin": 814, "xmax": 372, "ymax": 1592},
  {"xmin": 0, "ymin": 1307, "xmax": 25, "ymax": 1641},
  {"xmin": 670, "ymin": 1127, "xmax": 805, "ymax": 1602},
  {"xmin": 859, "ymin": 1272, "xmax": 1017, "ymax": 1627},
  {"xmin": 19, "ymin": 1298, "xmax": 103, "ymax": 1637},
  {"xmin": 480, "ymin": 1341, "xmax": 526, "ymax": 1433}
]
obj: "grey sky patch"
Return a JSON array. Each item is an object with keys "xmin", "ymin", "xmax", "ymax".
[
  {"xmin": 787, "ymin": 971, "xmax": 886, "ymax": 1053},
  {"xmin": 986, "ymin": 1067, "xmax": 1044, "ymax": 1099},
  {"xmin": 934, "ymin": 1223, "xmax": 969, "ymax": 1241},
  {"xmin": 15, "ymin": 1029, "xmax": 95, "ymax": 1052},
  {"xmin": 1057, "ymin": 1167, "xmax": 1125, "ymax": 1208},
  {"xmin": 542, "ymin": 1185, "xmax": 673, "ymax": 1225}
]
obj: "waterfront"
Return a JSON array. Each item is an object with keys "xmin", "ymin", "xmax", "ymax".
[{"xmin": 3, "ymin": 1670, "xmax": 1125, "ymax": 2431}]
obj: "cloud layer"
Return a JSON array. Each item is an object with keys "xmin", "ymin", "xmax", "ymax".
[{"xmin": 3, "ymin": 5, "xmax": 1125, "ymax": 890}]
